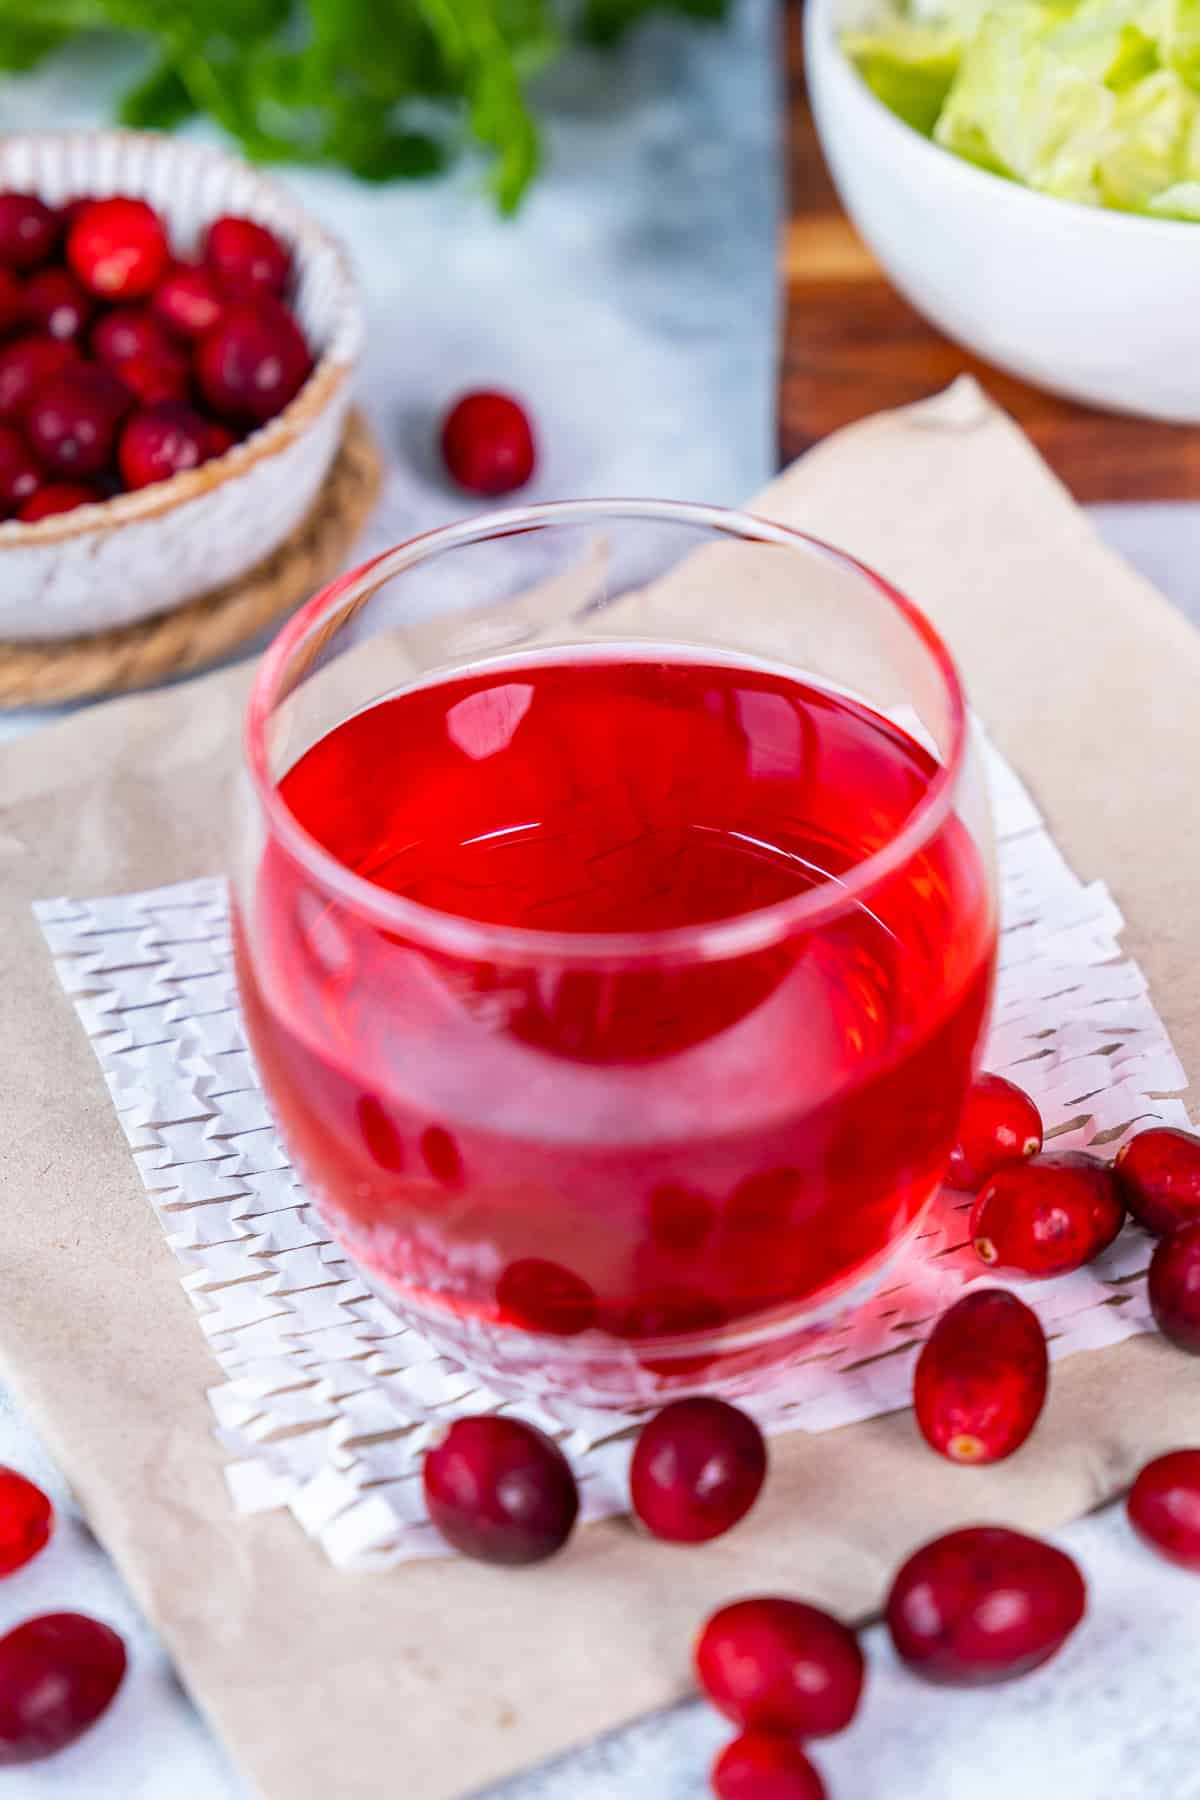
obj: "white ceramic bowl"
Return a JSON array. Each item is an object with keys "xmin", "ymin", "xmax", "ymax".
[
  {"xmin": 806, "ymin": 0, "xmax": 1200, "ymax": 422},
  {"xmin": 0, "ymin": 132, "xmax": 362, "ymax": 641}
]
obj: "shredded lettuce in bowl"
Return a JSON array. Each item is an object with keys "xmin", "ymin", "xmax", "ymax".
[{"xmin": 843, "ymin": 0, "xmax": 1200, "ymax": 217}]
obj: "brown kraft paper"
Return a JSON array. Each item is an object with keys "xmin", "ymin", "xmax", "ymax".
[{"xmin": 1, "ymin": 379, "xmax": 1197, "ymax": 1799}]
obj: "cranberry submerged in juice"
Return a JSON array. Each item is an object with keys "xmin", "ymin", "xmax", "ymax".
[{"xmin": 236, "ymin": 650, "xmax": 995, "ymax": 1397}]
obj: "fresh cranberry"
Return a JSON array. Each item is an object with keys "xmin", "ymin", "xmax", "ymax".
[
  {"xmin": 913, "ymin": 1288, "xmax": 1047, "ymax": 1465},
  {"xmin": 115, "ymin": 349, "xmax": 191, "ymax": 406},
  {"xmin": 152, "ymin": 262, "xmax": 226, "ymax": 338},
  {"xmin": 1148, "ymin": 1221, "xmax": 1200, "ymax": 1352},
  {"xmin": 497, "ymin": 1259, "xmax": 597, "ymax": 1336},
  {"xmin": 712, "ymin": 1733, "xmax": 827, "ymax": 1800},
  {"xmin": 18, "ymin": 482, "xmax": 97, "ymax": 522},
  {"xmin": 886, "ymin": 1526, "xmax": 1086, "ymax": 1685},
  {"xmin": 118, "ymin": 401, "xmax": 212, "ymax": 490},
  {"xmin": 0, "ymin": 1471, "xmax": 52, "ymax": 1575},
  {"xmin": 196, "ymin": 301, "xmax": 311, "ymax": 425},
  {"xmin": 205, "ymin": 214, "xmax": 291, "ymax": 298},
  {"xmin": 441, "ymin": 390, "xmax": 536, "ymax": 496},
  {"xmin": 0, "ymin": 1613, "xmax": 125, "ymax": 1764},
  {"xmin": 91, "ymin": 305, "xmax": 173, "ymax": 369},
  {"xmin": 423, "ymin": 1416, "xmax": 578, "ymax": 1565},
  {"xmin": 1115, "ymin": 1127, "xmax": 1200, "ymax": 1237},
  {"xmin": 649, "ymin": 1183, "xmax": 715, "ymax": 1252},
  {"xmin": 1127, "ymin": 1450, "xmax": 1200, "ymax": 1570},
  {"xmin": 947, "ymin": 1073, "xmax": 1043, "ymax": 1191},
  {"xmin": 23, "ymin": 268, "xmax": 93, "ymax": 343},
  {"xmin": 420, "ymin": 1124, "xmax": 463, "ymax": 1185},
  {"xmin": 68, "ymin": 197, "xmax": 169, "ymax": 300},
  {"xmin": 206, "ymin": 420, "xmax": 236, "ymax": 458},
  {"xmin": 631, "ymin": 1398, "xmax": 766, "ymax": 1543},
  {"xmin": 59, "ymin": 197, "xmax": 95, "ymax": 232},
  {"xmin": 25, "ymin": 366, "xmax": 129, "ymax": 478},
  {"xmin": 0, "ymin": 426, "xmax": 42, "ymax": 518},
  {"xmin": 0, "ymin": 334, "xmax": 79, "ymax": 421},
  {"xmin": 696, "ymin": 1597, "xmax": 864, "ymax": 1736},
  {"xmin": 970, "ymin": 1153, "xmax": 1125, "ymax": 1276},
  {"xmin": 0, "ymin": 268, "xmax": 23, "ymax": 338},
  {"xmin": 0, "ymin": 195, "xmax": 60, "ymax": 272}
]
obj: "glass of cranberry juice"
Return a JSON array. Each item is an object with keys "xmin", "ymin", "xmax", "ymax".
[{"xmin": 236, "ymin": 502, "xmax": 997, "ymax": 1406}]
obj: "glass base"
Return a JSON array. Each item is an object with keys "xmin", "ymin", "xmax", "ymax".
[{"xmin": 332, "ymin": 1195, "xmax": 935, "ymax": 1415}]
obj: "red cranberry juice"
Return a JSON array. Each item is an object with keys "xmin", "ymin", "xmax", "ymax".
[{"xmin": 237, "ymin": 651, "xmax": 995, "ymax": 1367}]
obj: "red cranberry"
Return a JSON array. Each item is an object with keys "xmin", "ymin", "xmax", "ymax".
[
  {"xmin": 649, "ymin": 1183, "xmax": 715, "ymax": 1252},
  {"xmin": 497, "ymin": 1259, "xmax": 597, "ymax": 1336},
  {"xmin": 0, "ymin": 334, "xmax": 79, "ymax": 421},
  {"xmin": 206, "ymin": 420, "xmax": 236, "ymax": 458},
  {"xmin": 1148, "ymin": 1221, "xmax": 1200, "ymax": 1353},
  {"xmin": 886, "ymin": 1526, "xmax": 1086, "ymax": 1685},
  {"xmin": 0, "ymin": 1613, "xmax": 126, "ymax": 1764},
  {"xmin": 115, "ymin": 349, "xmax": 191, "ymax": 406},
  {"xmin": 0, "ymin": 1471, "xmax": 52, "ymax": 1575},
  {"xmin": 205, "ymin": 214, "xmax": 291, "ymax": 298},
  {"xmin": 18, "ymin": 482, "xmax": 97, "ymax": 522},
  {"xmin": 423, "ymin": 1416, "xmax": 578, "ymax": 1565},
  {"xmin": 970, "ymin": 1153, "xmax": 1125, "ymax": 1276},
  {"xmin": 441, "ymin": 390, "xmax": 536, "ymax": 496},
  {"xmin": 152, "ymin": 262, "xmax": 226, "ymax": 339},
  {"xmin": 1128, "ymin": 1450, "xmax": 1200, "ymax": 1570},
  {"xmin": 25, "ymin": 366, "xmax": 130, "ymax": 478},
  {"xmin": 0, "ymin": 268, "xmax": 23, "ymax": 338},
  {"xmin": 695, "ymin": 1598, "xmax": 864, "ymax": 1736},
  {"xmin": 420, "ymin": 1123, "xmax": 463, "ymax": 1185},
  {"xmin": 947, "ymin": 1073, "xmax": 1043, "ymax": 1191},
  {"xmin": 1115, "ymin": 1128, "xmax": 1200, "ymax": 1237},
  {"xmin": 68, "ymin": 197, "xmax": 169, "ymax": 300},
  {"xmin": 119, "ymin": 401, "xmax": 213, "ymax": 490},
  {"xmin": 196, "ymin": 302, "xmax": 311, "ymax": 425},
  {"xmin": 0, "ymin": 426, "xmax": 42, "ymax": 518},
  {"xmin": 631, "ymin": 1398, "xmax": 766, "ymax": 1543},
  {"xmin": 0, "ymin": 195, "xmax": 60, "ymax": 272},
  {"xmin": 712, "ymin": 1733, "xmax": 827, "ymax": 1800},
  {"xmin": 914, "ymin": 1288, "xmax": 1047, "ymax": 1465},
  {"xmin": 59, "ymin": 197, "xmax": 95, "ymax": 233},
  {"xmin": 23, "ymin": 268, "xmax": 93, "ymax": 343},
  {"xmin": 91, "ymin": 305, "xmax": 173, "ymax": 369}
]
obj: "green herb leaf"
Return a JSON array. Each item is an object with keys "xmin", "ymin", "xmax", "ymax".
[
  {"xmin": 0, "ymin": 0, "xmax": 727, "ymax": 206},
  {"xmin": 119, "ymin": 53, "xmax": 198, "ymax": 129}
]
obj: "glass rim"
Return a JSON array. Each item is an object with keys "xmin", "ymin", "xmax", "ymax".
[{"xmin": 245, "ymin": 497, "xmax": 969, "ymax": 965}]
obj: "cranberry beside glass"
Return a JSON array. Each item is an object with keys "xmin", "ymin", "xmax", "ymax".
[{"xmin": 235, "ymin": 503, "xmax": 997, "ymax": 1406}]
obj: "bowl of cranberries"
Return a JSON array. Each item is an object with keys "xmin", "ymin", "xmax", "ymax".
[{"xmin": 0, "ymin": 131, "xmax": 362, "ymax": 641}]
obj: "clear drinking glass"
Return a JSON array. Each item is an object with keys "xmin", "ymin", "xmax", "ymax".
[{"xmin": 235, "ymin": 501, "xmax": 997, "ymax": 1408}]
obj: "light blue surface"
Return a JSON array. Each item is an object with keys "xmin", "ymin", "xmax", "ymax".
[{"xmin": 493, "ymin": 1502, "xmax": 1200, "ymax": 1800}]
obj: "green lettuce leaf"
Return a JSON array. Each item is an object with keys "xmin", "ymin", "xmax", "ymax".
[
  {"xmin": 934, "ymin": 7, "xmax": 1114, "ymax": 199},
  {"xmin": 1097, "ymin": 66, "xmax": 1195, "ymax": 209},
  {"xmin": 1148, "ymin": 175, "xmax": 1200, "ymax": 212},
  {"xmin": 847, "ymin": 0, "xmax": 1200, "ymax": 217},
  {"xmin": 844, "ymin": 21, "xmax": 962, "ymax": 136},
  {"xmin": 1163, "ymin": 0, "xmax": 1200, "ymax": 88}
]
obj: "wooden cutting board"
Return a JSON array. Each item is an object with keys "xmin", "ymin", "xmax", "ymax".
[{"xmin": 780, "ymin": 4, "xmax": 1200, "ymax": 501}]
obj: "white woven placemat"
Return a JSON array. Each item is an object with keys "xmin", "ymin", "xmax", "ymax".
[{"xmin": 34, "ymin": 734, "xmax": 1191, "ymax": 1569}]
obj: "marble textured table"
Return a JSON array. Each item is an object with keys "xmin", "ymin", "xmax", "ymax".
[{"xmin": 3, "ymin": 6, "xmax": 1200, "ymax": 1794}]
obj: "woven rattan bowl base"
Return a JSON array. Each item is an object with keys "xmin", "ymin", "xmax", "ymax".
[{"xmin": 0, "ymin": 409, "xmax": 383, "ymax": 709}]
